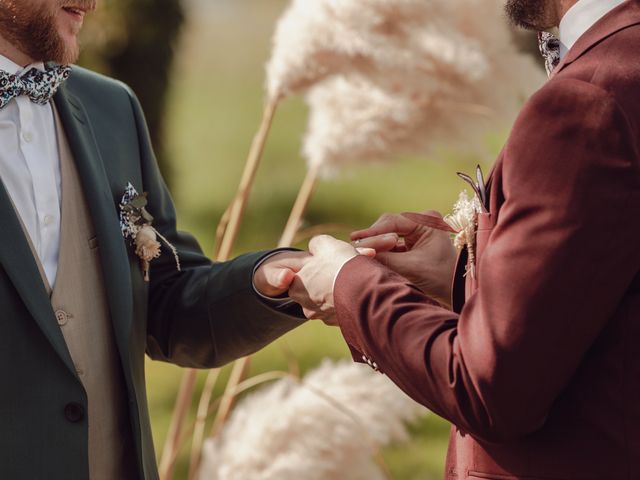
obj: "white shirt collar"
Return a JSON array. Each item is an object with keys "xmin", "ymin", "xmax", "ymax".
[
  {"xmin": 0, "ymin": 53, "xmax": 46, "ymax": 75},
  {"xmin": 559, "ymin": 0, "xmax": 627, "ymax": 58}
]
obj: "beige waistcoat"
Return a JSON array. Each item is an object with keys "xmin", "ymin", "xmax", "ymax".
[{"xmin": 15, "ymin": 108, "xmax": 137, "ymax": 479}]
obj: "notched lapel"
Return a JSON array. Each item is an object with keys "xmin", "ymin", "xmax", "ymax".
[
  {"xmin": 553, "ymin": 0, "xmax": 640, "ymax": 77},
  {"xmin": 66, "ymin": 95, "xmax": 86, "ymax": 125},
  {"xmin": 54, "ymin": 85, "xmax": 135, "ymax": 368},
  {"xmin": 0, "ymin": 183, "xmax": 78, "ymax": 377}
]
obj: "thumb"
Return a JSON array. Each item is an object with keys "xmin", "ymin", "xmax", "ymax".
[
  {"xmin": 255, "ymin": 265, "xmax": 296, "ymax": 297},
  {"xmin": 275, "ymin": 268, "xmax": 296, "ymax": 290},
  {"xmin": 356, "ymin": 247, "xmax": 376, "ymax": 258}
]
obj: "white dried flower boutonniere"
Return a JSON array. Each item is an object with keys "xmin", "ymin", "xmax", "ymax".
[
  {"xmin": 444, "ymin": 190, "xmax": 482, "ymax": 278},
  {"xmin": 120, "ymin": 183, "xmax": 181, "ymax": 282}
]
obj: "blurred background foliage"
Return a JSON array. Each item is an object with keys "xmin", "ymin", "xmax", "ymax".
[
  {"xmin": 80, "ymin": 0, "xmax": 185, "ymax": 186},
  {"xmin": 77, "ymin": 1, "xmax": 541, "ymax": 479}
]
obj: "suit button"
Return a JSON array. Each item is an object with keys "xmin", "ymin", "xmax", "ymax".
[
  {"xmin": 55, "ymin": 310, "xmax": 71, "ymax": 326},
  {"xmin": 64, "ymin": 402, "xmax": 85, "ymax": 423}
]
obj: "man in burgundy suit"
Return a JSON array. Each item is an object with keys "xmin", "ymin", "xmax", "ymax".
[{"xmin": 289, "ymin": 0, "xmax": 640, "ymax": 478}]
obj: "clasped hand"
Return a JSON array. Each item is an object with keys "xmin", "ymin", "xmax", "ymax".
[{"xmin": 254, "ymin": 211, "xmax": 457, "ymax": 324}]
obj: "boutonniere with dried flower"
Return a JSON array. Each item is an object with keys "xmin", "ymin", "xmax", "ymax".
[
  {"xmin": 444, "ymin": 190, "xmax": 483, "ymax": 278},
  {"xmin": 445, "ymin": 166, "xmax": 489, "ymax": 278},
  {"xmin": 120, "ymin": 183, "xmax": 181, "ymax": 282}
]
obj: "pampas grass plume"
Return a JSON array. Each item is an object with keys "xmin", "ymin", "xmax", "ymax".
[
  {"xmin": 199, "ymin": 360, "xmax": 427, "ymax": 480},
  {"xmin": 266, "ymin": 0, "xmax": 462, "ymax": 100},
  {"xmin": 296, "ymin": 0, "xmax": 545, "ymax": 176}
]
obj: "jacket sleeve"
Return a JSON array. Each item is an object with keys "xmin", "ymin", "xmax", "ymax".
[
  {"xmin": 123, "ymin": 87, "xmax": 305, "ymax": 369},
  {"xmin": 334, "ymin": 78, "xmax": 640, "ymax": 442}
]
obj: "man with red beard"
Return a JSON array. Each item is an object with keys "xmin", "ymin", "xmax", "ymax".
[
  {"xmin": 290, "ymin": 0, "xmax": 640, "ymax": 478},
  {"xmin": 0, "ymin": 1, "xmax": 308, "ymax": 479}
]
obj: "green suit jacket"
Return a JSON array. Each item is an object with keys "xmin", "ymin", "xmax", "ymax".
[{"xmin": 0, "ymin": 66, "xmax": 303, "ymax": 479}]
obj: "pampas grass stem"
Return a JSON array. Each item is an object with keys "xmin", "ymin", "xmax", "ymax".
[
  {"xmin": 282, "ymin": 343, "xmax": 302, "ymax": 380},
  {"xmin": 188, "ymin": 369, "xmax": 222, "ymax": 480},
  {"xmin": 294, "ymin": 223, "xmax": 354, "ymax": 244},
  {"xmin": 159, "ymin": 371, "xmax": 200, "ymax": 480},
  {"xmin": 217, "ymin": 96, "xmax": 280, "ymax": 260},
  {"xmin": 213, "ymin": 205, "xmax": 232, "ymax": 259},
  {"xmin": 162, "ymin": 95, "xmax": 281, "ymax": 479},
  {"xmin": 278, "ymin": 164, "xmax": 320, "ymax": 247},
  {"xmin": 205, "ymin": 164, "xmax": 323, "ymax": 448},
  {"xmin": 210, "ymin": 357, "xmax": 253, "ymax": 437},
  {"xmin": 204, "ymin": 163, "xmax": 322, "ymax": 446}
]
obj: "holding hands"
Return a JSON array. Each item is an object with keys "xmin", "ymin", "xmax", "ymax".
[
  {"xmin": 256, "ymin": 210, "xmax": 457, "ymax": 324},
  {"xmin": 289, "ymin": 235, "xmax": 375, "ymax": 324},
  {"xmin": 253, "ymin": 239, "xmax": 375, "ymax": 324}
]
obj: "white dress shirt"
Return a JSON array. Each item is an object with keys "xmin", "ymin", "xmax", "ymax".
[
  {"xmin": 559, "ymin": 0, "xmax": 627, "ymax": 58},
  {"xmin": 0, "ymin": 54, "xmax": 62, "ymax": 287}
]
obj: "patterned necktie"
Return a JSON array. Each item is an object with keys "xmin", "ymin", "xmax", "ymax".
[
  {"xmin": 538, "ymin": 31, "xmax": 561, "ymax": 77},
  {"xmin": 0, "ymin": 64, "xmax": 71, "ymax": 109}
]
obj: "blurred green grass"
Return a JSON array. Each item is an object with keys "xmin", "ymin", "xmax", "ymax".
[{"xmin": 146, "ymin": 1, "xmax": 506, "ymax": 478}]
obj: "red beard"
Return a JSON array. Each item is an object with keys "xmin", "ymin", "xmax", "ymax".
[{"xmin": 0, "ymin": 0, "xmax": 92, "ymax": 64}]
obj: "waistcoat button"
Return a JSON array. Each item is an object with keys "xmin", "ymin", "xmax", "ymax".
[
  {"xmin": 54, "ymin": 310, "xmax": 70, "ymax": 326},
  {"xmin": 64, "ymin": 402, "xmax": 85, "ymax": 423}
]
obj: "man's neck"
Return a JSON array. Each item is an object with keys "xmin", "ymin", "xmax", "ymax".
[{"xmin": 0, "ymin": 34, "xmax": 35, "ymax": 68}]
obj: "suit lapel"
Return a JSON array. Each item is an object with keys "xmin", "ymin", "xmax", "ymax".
[
  {"xmin": 53, "ymin": 85, "xmax": 134, "ymax": 369},
  {"xmin": 0, "ymin": 182, "xmax": 78, "ymax": 376},
  {"xmin": 552, "ymin": 0, "xmax": 640, "ymax": 78}
]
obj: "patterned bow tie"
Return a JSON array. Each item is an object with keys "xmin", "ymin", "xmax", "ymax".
[
  {"xmin": 0, "ymin": 65, "xmax": 71, "ymax": 109},
  {"xmin": 538, "ymin": 31, "xmax": 561, "ymax": 77}
]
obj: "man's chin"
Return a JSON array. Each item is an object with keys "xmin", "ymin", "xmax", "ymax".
[
  {"xmin": 50, "ymin": 32, "xmax": 80, "ymax": 64},
  {"xmin": 54, "ymin": 16, "xmax": 82, "ymax": 63},
  {"xmin": 59, "ymin": 43, "xmax": 79, "ymax": 64}
]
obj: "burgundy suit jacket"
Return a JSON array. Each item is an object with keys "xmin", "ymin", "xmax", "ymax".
[{"xmin": 335, "ymin": 2, "xmax": 640, "ymax": 479}]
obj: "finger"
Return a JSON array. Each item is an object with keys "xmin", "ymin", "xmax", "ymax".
[
  {"xmin": 302, "ymin": 308, "xmax": 320, "ymax": 320},
  {"xmin": 308, "ymin": 234, "xmax": 339, "ymax": 255},
  {"xmin": 355, "ymin": 247, "xmax": 376, "ymax": 257},
  {"xmin": 351, "ymin": 215, "xmax": 419, "ymax": 241},
  {"xmin": 422, "ymin": 209, "xmax": 444, "ymax": 218},
  {"xmin": 391, "ymin": 242, "xmax": 409, "ymax": 253},
  {"xmin": 271, "ymin": 251, "xmax": 310, "ymax": 272},
  {"xmin": 277, "ymin": 268, "xmax": 296, "ymax": 289},
  {"xmin": 401, "ymin": 212, "xmax": 454, "ymax": 233},
  {"xmin": 259, "ymin": 267, "xmax": 295, "ymax": 296},
  {"xmin": 352, "ymin": 233, "xmax": 400, "ymax": 252},
  {"xmin": 267, "ymin": 266, "xmax": 292, "ymax": 289}
]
